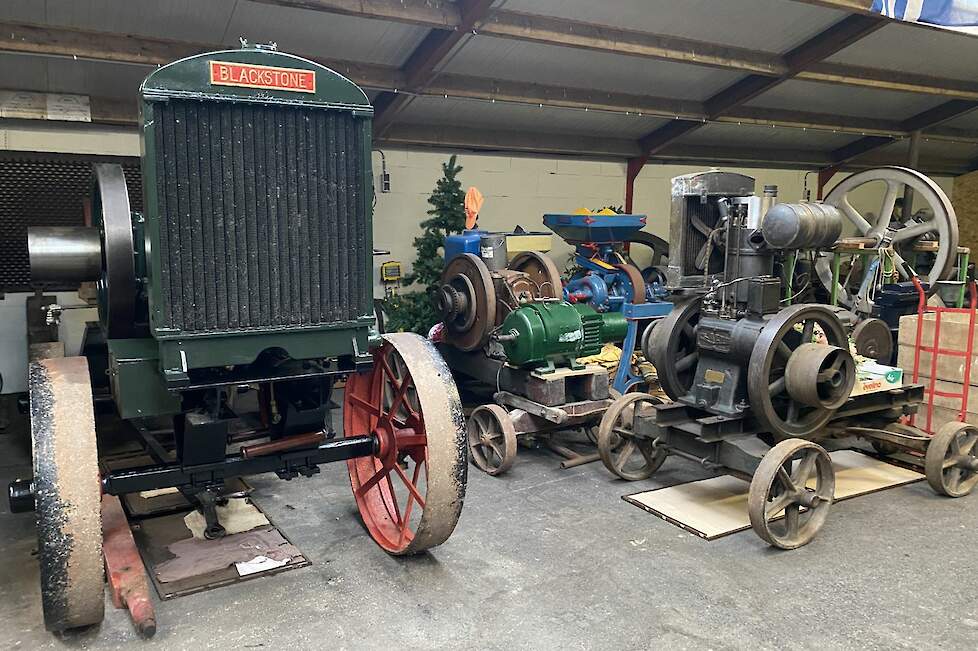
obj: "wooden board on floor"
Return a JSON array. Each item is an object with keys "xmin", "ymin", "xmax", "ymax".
[
  {"xmin": 131, "ymin": 494, "xmax": 309, "ymax": 599},
  {"xmin": 622, "ymin": 450, "xmax": 923, "ymax": 540}
]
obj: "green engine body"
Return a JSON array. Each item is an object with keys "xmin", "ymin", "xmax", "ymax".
[{"xmin": 498, "ymin": 302, "xmax": 627, "ymax": 371}]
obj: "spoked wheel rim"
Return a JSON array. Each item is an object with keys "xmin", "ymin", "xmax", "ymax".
[
  {"xmin": 508, "ymin": 251, "xmax": 563, "ymax": 299},
  {"xmin": 467, "ymin": 405, "xmax": 518, "ymax": 476},
  {"xmin": 748, "ymin": 439, "xmax": 835, "ymax": 550},
  {"xmin": 597, "ymin": 393, "xmax": 666, "ymax": 481},
  {"xmin": 30, "ymin": 356, "xmax": 105, "ymax": 631},
  {"xmin": 748, "ymin": 304, "xmax": 851, "ymax": 439},
  {"xmin": 819, "ymin": 166, "xmax": 958, "ymax": 311},
  {"xmin": 344, "ymin": 333, "xmax": 467, "ymax": 555},
  {"xmin": 925, "ymin": 422, "xmax": 978, "ymax": 498},
  {"xmin": 648, "ymin": 297, "xmax": 701, "ymax": 400}
]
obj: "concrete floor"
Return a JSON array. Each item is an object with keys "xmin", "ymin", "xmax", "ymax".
[{"xmin": 2, "ymin": 405, "xmax": 978, "ymax": 650}]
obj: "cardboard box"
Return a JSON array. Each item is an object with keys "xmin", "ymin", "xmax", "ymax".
[{"xmin": 850, "ymin": 361, "xmax": 903, "ymax": 396}]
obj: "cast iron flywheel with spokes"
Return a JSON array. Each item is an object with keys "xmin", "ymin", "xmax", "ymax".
[
  {"xmin": 344, "ymin": 333, "xmax": 467, "ymax": 555},
  {"xmin": 818, "ymin": 166, "xmax": 958, "ymax": 314}
]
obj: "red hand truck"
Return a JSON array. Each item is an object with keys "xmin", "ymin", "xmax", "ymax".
[{"xmin": 909, "ymin": 276, "xmax": 978, "ymax": 434}]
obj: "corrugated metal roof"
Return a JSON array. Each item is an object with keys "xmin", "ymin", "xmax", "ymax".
[
  {"xmin": 744, "ymin": 79, "xmax": 946, "ymax": 122},
  {"xmin": 396, "ymin": 95, "xmax": 669, "ymax": 138},
  {"xmin": 224, "ymin": 2, "xmax": 430, "ymax": 66},
  {"xmin": 0, "ymin": 56, "xmax": 146, "ymax": 100},
  {"xmin": 439, "ymin": 35, "xmax": 742, "ymax": 101},
  {"xmin": 496, "ymin": 0, "xmax": 846, "ymax": 53},
  {"xmin": 677, "ymin": 122, "xmax": 857, "ymax": 150},
  {"xmin": 825, "ymin": 22, "xmax": 978, "ymax": 83},
  {"xmin": 933, "ymin": 110, "xmax": 978, "ymax": 132},
  {"xmin": 5, "ymin": 0, "xmax": 429, "ymax": 66}
]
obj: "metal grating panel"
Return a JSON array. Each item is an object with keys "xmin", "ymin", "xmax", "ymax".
[
  {"xmin": 0, "ymin": 156, "xmax": 140, "ymax": 292},
  {"xmin": 152, "ymin": 99, "xmax": 369, "ymax": 333}
]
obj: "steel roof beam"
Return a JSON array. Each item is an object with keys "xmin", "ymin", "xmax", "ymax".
[
  {"xmin": 637, "ymin": 15, "xmax": 885, "ymax": 157},
  {"xmin": 371, "ymin": 0, "xmax": 494, "ymax": 135},
  {"xmin": 829, "ymin": 99, "xmax": 978, "ymax": 164}
]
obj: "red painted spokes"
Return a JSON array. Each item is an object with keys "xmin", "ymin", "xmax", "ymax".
[{"xmin": 345, "ymin": 339, "xmax": 430, "ymax": 553}]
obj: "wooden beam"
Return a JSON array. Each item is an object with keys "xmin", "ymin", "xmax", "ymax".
[
  {"xmin": 830, "ymin": 99, "xmax": 978, "ymax": 164},
  {"xmin": 371, "ymin": 0, "xmax": 494, "ymax": 134},
  {"xmin": 636, "ymin": 14, "xmax": 885, "ymax": 157},
  {"xmin": 378, "ymin": 123, "xmax": 642, "ymax": 157}
]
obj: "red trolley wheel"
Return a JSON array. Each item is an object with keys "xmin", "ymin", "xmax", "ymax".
[{"xmin": 344, "ymin": 333, "xmax": 467, "ymax": 555}]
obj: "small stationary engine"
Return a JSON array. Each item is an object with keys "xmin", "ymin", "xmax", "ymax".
[{"xmin": 647, "ymin": 173, "xmax": 856, "ymax": 439}]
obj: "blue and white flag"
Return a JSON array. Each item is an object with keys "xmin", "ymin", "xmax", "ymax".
[{"xmin": 872, "ymin": 0, "xmax": 978, "ymax": 31}]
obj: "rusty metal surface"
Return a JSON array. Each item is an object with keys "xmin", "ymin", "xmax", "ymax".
[{"xmin": 102, "ymin": 494, "xmax": 156, "ymax": 638}]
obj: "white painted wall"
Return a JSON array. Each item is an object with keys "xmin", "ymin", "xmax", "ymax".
[{"xmin": 0, "ymin": 293, "xmax": 97, "ymax": 394}]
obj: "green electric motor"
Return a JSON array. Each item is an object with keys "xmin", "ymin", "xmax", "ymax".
[{"xmin": 495, "ymin": 301, "xmax": 627, "ymax": 371}]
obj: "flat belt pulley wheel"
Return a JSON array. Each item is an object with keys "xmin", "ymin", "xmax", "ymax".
[
  {"xmin": 93, "ymin": 164, "xmax": 137, "ymax": 339},
  {"xmin": 29, "ymin": 356, "xmax": 105, "ymax": 631},
  {"xmin": 784, "ymin": 343, "xmax": 855, "ymax": 410},
  {"xmin": 925, "ymin": 422, "xmax": 978, "ymax": 498},
  {"xmin": 748, "ymin": 438, "xmax": 835, "ymax": 549},
  {"xmin": 507, "ymin": 251, "xmax": 563, "ymax": 300},
  {"xmin": 851, "ymin": 317, "xmax": 893, "ymax": 361},
  {"xmin": 597, "ymin": 392, "xmax": 667, "ymax": 481},
  {"xmin": 437, "ymin": 253, "xmax": 496, "ymax": 351},
  {"xmin": 819, "ymin": 166, "xmax": 958, "ymax": 313},
  {"xmin": 648, "ymin": 297, "xmax": 701, "ymax": 400},
  {"xmin": 467, "ymin": 404, "xmax": 518, "ymax": 476},
  {"xmin": 343, "ymin": 333, "xmax": 467, "ymax": 555},
  {"xmin": 748, "ymin": 304, "xmax": 851, "ymax": 439},
  {"xmin": 613, "ymin": 263, "xmax": 647, "ymax": 304}
]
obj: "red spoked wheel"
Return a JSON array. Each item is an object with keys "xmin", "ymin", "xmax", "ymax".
[{"xmin": 344, "ymin": 333, "xmax": 467, "ymax": 555}]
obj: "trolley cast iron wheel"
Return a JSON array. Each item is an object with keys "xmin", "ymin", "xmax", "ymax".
[
  {"xmin": 437, "ymin": 253, "xmax": 496, "ymax": 351},
  {"xmin": 467, "ymin": 404, "xmax": 518, "ymax": 476},
  {"xmin": 597, "ymin": 393, "xmax": 667, "ymax": 481},
  {"xmin": 508, "ymin": 251, "xmax": 563, "ymax": 300},
  {"xmin": 748, "ymin": 439, "xmax": 835, "ymax": 550},
  {"xmin": 925, "ymin": 422, "xmax": 978, "ymax": 498},
  {"xmin": 344, "ymin": 333, "xmax": 467, "ymax": 555},
  {"xmin": 30, "ymin": 356, "xmax": 105, "ymax": 631},
  {"xmin": 648, "ymin": 297, "xmax": 701, "ymax": 400},
  {"xmin": 748, "ymin": 304, "xmax": 852, "ymax": 440},
  {"xmin": 819, "ymin": 167, "xmax": 958, "ymax": 311}
]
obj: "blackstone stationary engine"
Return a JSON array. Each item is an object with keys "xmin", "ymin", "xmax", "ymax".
[
  {"xmin": 597, "ymin": 169, "xmax": 976, "ymax": 549},
  {"xmin": 9, "ymin": 46, "xmax": 467, "ymax": 633}
]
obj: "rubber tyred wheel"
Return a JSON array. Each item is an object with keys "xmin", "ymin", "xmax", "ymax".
[{"xmin": 344, "ymin": 333, "xmax": 467, "ymax": 555}]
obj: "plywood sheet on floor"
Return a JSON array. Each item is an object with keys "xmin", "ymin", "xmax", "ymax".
[{"xmin": 623, "ymin": 450, "xmax": 923, "ymax": 540}]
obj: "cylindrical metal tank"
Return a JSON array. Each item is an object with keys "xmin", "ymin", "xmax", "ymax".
[
  {"xmin": 479, "ymin": 233, "xmax": 508, "ymax": 271},
  {"xmin": 28, "ymin": 227, "xmax": 103, "ymax": 283},
  {"xmin": 761, "ymin": 202, "xmax": 843, "ymax": 250}
]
